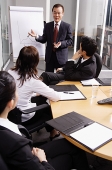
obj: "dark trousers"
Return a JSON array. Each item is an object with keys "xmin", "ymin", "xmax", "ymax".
[
  {"xmin": 45, "ymin": 51, "xmax": 64, "ymax": 72},
  {"xmin": 92, "ymin": 156, "xmax": 112, "ymax": 170},
  {"xmin": 22, "ymin": 104, "xmax": 54, "ymax": 132},
  {"xmin": 41, "ymin": 71, "xmax": 65, "ymax": 86},
  {"xmin": 40, "ymin": 138, "xmax": 89, "ymax": 170}
]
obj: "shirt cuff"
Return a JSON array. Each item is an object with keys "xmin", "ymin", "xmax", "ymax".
[
  {"xmin": 68, "ymin": 59, "xmax": 77, "ymax": 63},
  {"xmin": 35, "ymin": 35, "xmax": 39, "ymax": 40}
]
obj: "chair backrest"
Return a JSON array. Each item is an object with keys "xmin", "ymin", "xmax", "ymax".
[
  {"xmin": 0, "ymin": 155, "xmax": 9, "ymax": 170},
  {"xmin": 94, "ymin": 52, "xmax": 102, "ymax": 78},
  {"xmin": 8, "ymin": 107, "xmax": 22, "ymax": 124},
  {"xmin": 8, "ymin": 105, "xmax": 48, "ymax": 134}
]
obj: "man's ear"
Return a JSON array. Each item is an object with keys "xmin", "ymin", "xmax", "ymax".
[{"xmin": 7, "ymin": 99, "xmax": 14, "ymax": 110}]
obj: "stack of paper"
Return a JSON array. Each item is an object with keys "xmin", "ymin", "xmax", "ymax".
[{"xmin": 81, "ymin": 78, "xmax": 100, "ymax": 85}]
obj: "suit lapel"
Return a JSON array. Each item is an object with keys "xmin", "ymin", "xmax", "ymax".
[
  {"xmin": 76, "ymin": 56, "xmax": 94, "ymax": 69},
  {"xmin": 50, "ymin": 21, "xmax": 54, "ymax": 42},
  {"xmin": 57, "ymin": 21, "xmax": 64, "ymax": 41}
]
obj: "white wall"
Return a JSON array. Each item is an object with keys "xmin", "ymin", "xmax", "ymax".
[
  {"xmin": 15, "ymin": 0, "xmax": 46, "ymax": 21},
  {"xmin": 15, "ymin": 0, "xmax": 76, "ymax": 29}
]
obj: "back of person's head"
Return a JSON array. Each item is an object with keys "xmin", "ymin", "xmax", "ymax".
[
  {"xmin": 80, "ymin": 36, "xmax": 97, "ymax": 56},
  {"xmin": 0, "ymin": 71, "xmax": 16, "ymax": 114},
  {"xmin": 52, "ymin": 4, "xmax": 64, "ymax": 12},
  {"xmin": 12, "ymin": 46, "xmax": 39, "ymax": 86}
]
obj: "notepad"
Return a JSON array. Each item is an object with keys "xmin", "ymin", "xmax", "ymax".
[
  {"xmin": 50, "ymin": 85, "xmax": 86, "ymax": 100},
  {"xmin": 81, "ymin": 78, "xmax": 100, "ymax": 86},
  {"xmin": 60, "ymin": 91, "xmax": 86, "ymax": 100},
  {"xmin": 70, "ymin": 122, "xmax": 112, "ymax": 152}
]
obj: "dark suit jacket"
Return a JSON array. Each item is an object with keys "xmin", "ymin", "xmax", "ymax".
[
  {"xmin": 36, "ymin": 21, "xmax": 73, "ymax": 65},
  {"xmin": 64, "ymin": 55, "xmax": 96, "ymax": 81},
  {"xmin": 0, "ymin": 126, "xmax": 54, "ymax": 170}
]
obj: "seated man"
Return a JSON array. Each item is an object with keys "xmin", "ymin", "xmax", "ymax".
[{"xmin": 40, "ymin": 36, "xmax": 97, "ymax": 86}]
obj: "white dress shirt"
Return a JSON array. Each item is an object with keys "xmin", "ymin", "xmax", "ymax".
[{"xmin": 54, "ymin": 20, "xmax": 61, "ymax": 30}]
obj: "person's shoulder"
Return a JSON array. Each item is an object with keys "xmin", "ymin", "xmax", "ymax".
[
  {"xmin": 91, "ymin": 54, "xmax": 96, "ymax": 60},
  {"xmin": 45, "ymin": 21, "xmax": 54, "ymax": 26},
  {"xmin": 8, "ymin": 69, "xmax": 17, "ymax": 77},
  {"xmin": 61, "ymin": 21, "xmax": 71, "ymax": 27},
  {"xmin": 88, "ymin": 55, "xmax": 96, "ymax": 63},
  {"xmin": 8, "ymin": 69, "xmax": 15, "ymax": 75}
]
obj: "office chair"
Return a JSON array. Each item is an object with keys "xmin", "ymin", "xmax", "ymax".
[
  {"xmin": 94, "ymin": 53, "xmax": 102, "ymax": 78},
  {"xmin": 8, "ymin": 104, "xmax": 50, "ymax": 134}
]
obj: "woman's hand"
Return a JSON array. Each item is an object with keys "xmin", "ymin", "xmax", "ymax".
[{"xmin": 32, "ymin": 147, "xmax": 47, "ymax": 162}]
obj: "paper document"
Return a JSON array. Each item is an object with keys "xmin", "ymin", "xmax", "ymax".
[
  {"xmin": 81, "ymin": 78, "xmax": 100, "ymax": 85},
  {"xmin": 60, "ymin": 91, "xmax": 85, "ymax": 100},
  {"xmin": 70, "ymin": 122, "xmax": 112, "ymax": 151}
]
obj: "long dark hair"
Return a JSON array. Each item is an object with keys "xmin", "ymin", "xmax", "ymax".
[
  {"xmin": 0, "ymin": 71, "xmax": 16, "ymax": 114},
  {"xmin": 11, "ymin": 46, "xmax": 39, "ymax": 86}
]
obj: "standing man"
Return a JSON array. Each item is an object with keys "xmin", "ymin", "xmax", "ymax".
[{"xmin": 28, "ymin": 4, "xmax": 73, "ymax": 72}]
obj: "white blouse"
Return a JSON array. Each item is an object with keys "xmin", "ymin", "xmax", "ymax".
[{"xmin": 8, "ymin": 70, "xmax": 62, "ymax": 122}]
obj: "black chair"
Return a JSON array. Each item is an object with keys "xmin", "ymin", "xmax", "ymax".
[
  {"xmin": 8, "ymin": 104, "xmax": 50, "ymax": 134},
  {"xmin": 94, "ymin": 53, "xmax": 102, "ymax": 78}
]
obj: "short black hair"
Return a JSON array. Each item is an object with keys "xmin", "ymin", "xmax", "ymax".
[
  {"xmin": 0, "ymin": 71, "xmax": 16, "ymax": 114},
  {"xmin": 52, "ymin": 4, "xmax": 64, "ymax": 12},
  {"xmin": 80, "ymin": 36, "xmax": 97, "ymax": 56}
]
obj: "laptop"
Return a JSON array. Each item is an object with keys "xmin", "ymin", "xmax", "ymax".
[
  {"xmin": 46, "ymin": 111, "xmax": 94, "ymax": 135},
  {"xmin": 97, "ymin": 78, "xmax": 111, "ymax": 86}
]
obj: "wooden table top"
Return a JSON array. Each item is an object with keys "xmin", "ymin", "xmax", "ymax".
[{"xmin": 50, "ymin": 81, "xmax": 112, "ymax": 161}]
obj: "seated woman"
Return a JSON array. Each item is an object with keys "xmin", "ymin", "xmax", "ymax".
[
  {"xmin": 0, "ymin": 71, "xmax": 90, "ymax": 170},
  {"xmin": 8, "ymin": 46, "xmax": 64, "ymax": 139}
]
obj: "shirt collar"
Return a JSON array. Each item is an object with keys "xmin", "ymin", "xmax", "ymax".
[
  {"xmin": 81, "ymin": 57, "xmax": 88, "ymax": 63},
  {"xmin": 0, "ymin": 118, "xmax": 22, "ymax": 136},
  {"xmin": 54, "ymin": 20, "xmax": 61, "ymax": 27}
]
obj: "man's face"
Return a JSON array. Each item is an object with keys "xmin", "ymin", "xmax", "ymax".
[
  {"xmin": 52, "ymin": 7, "xmax": 64, "ymax": 23},
  {"xmin": 79, "ymin": 43, "xmax": 86, "ymax": 56}
]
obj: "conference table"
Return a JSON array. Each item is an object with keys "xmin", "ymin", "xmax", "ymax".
[{"xmin": 50, "ymin": 81, "xmax": 112, "ymax": 161}]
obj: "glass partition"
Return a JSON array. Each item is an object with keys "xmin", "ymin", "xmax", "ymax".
[
  {"xmin": 102, "ymin": 0, "xmax": 112, "ymax": 70},
  {"xmin": 77, "ymin": 0, "xmax": 108, "ymax": 70},
  {"xmin": 0, "ymin": 0, "xmax": 9, "ymax": 69}
]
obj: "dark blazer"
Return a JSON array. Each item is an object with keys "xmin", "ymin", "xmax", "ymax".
[
  {"xmin": 36, "ymin": 21, "xmax": 73, "ymax": 65},
  {"xmin": 0, "ymin": 126, "xmax": 54, "ymax": 170},
  {"xmin": 64, "ymin": 55, "xmax": 96, "ymax": 81}
]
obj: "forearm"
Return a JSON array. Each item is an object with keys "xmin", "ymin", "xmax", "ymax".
[{"xmin": 35, "ymin": 35, "xmax": 47, "ymax": 43}]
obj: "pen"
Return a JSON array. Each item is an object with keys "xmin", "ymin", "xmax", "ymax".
[{"xmin": 64, "ymin": 92, "xmax": 74, "ymax": 94}]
